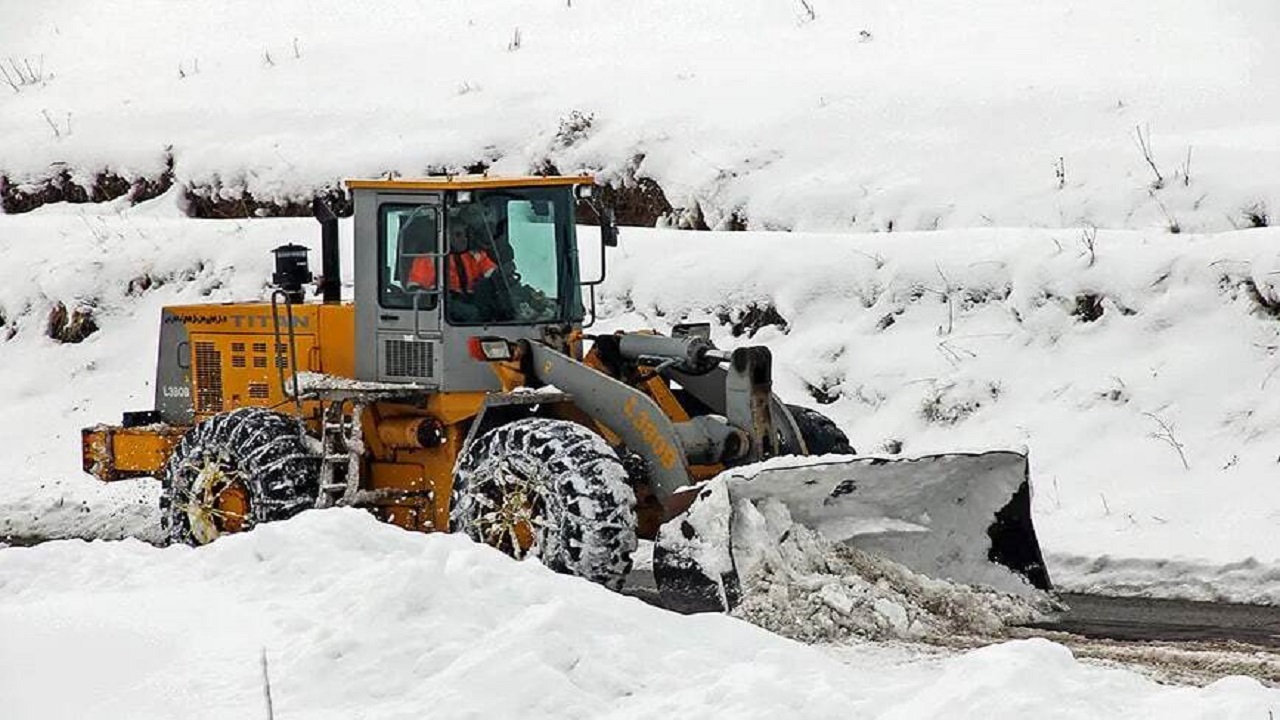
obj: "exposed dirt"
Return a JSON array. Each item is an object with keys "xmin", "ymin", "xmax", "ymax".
[
  {"xmin": 46, "ymin": 302, "xmax": 99, "ymax": 344},
  {"xmin": 1, "ymin": 155, "xmax": 175, "ymax": 213},
  {"xmin": 0, "ymin": 156, "xmax": 728, "ymax": 229}
]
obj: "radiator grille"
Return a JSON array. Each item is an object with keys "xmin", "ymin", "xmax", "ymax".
[
  {"xmin": 385, "ymin": 339, "xmax": 434, "ymax": 378},
  {"xmin": 193, "ymin": 341, "xmax": 224, "ymax": 413}
]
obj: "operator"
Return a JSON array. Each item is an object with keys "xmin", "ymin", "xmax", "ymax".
[{"xmin": 407, "ymin": 225, "xmax": 498, "ymax": 293}]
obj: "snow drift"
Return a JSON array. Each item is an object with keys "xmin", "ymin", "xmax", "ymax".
[{"xmin": 1, "ymin": 509, "xmax": 1277, "ymax": 720}]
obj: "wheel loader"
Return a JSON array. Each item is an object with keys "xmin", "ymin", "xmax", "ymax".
[{"xmin": 81, "ymin": 174, "xmax": 1050, "ymax": 611}]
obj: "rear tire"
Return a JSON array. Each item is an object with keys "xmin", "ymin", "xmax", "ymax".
[
  {"xmin": 450, "ymin": 418, "xmax": 637, "ymax": 590},
  {"xmin": 160, "ymin": 407, "xmax": 320, "ymax": 545},
  {"xmin": 785, "ymin": 404, "xmax": 856, "ymax": 455}
]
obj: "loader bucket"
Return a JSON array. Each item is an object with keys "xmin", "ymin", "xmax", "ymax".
[{"xmin": 653, "ymin": 451, "xmax": 1051, "ymax": 614}]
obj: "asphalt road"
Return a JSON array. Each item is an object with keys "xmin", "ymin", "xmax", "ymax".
[
  {"xmin": 621, "ymin": 565, "xmax": 1280, "ymax": 648},
  {"xmin": 1032, "ymin": 592, "xmax": 1280, "ymax": 649}
]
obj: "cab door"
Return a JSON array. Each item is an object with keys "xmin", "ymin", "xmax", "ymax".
[{"xmin": 354, "ymin": 192, "xmax": 444, "ymax": 385}]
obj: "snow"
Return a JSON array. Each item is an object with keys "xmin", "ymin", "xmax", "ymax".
[
  {"xmin": 3, "ymin": 0, "xmax": 1280, "ymax": 708},
  {"xmin": 726, "ymin": 496, "xmax": 1055, "ymax": 643},
  {"xmin": 1, "ymin": 509, "xmax": 1277, "ymax": 719},
  {"xmin": 1, "ymin": 1, "xmax": 1278, "ymax": 233}
]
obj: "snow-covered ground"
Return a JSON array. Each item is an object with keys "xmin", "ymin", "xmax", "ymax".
[
  {"xmin": 2, "ymin": 509, "xmax": 1277, "ymax": 720},
  {"xmin": 2, "ymin": 0, "xmax": 1278, "ymax": 233},
  {"xmin": 4, "ymin": 0, "xmax": 1280, "ymax": 712}
]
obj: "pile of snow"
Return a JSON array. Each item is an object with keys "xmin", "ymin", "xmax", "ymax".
[
  {"xmin": 727, "ymin": 499, "xmax": 1056, "ymax": 643},
  {"xmin": 1, "ymin": 509, "xmax": 1277, "ymax": 719},
  {"xmin": 2, "ymin": 0, "xmax": 1278, "ymax": 232}
]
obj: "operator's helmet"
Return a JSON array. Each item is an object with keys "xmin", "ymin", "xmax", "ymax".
[{"xmin": 448, "ymin": 221, "xmax": 479, "ymax": 253}]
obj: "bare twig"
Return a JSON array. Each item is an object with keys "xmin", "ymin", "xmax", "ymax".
[
  {"xmin": 1133, "ymin": 124, "xmax": 1165, "ymax": 190},
  {"xmin": 936, "ymin": 339, "xmax": 976, "ymax": 367},
  {"xmin": 1099, "ymin": 492, "xmax": 1110, "ymax": 516},
  {"xmin": 1054, "ymin": 156, "xmax": 1066, "ymax": 190},
  {"xmin": 935, "ymin": 263, "xmax": 955, "ymax": 335},
  {"xmin": 797, "ymin": 0, "xmax": 816, "ymax": 22},
  {"xmin": 0, "ymin": 65, "xmax": 17, "ymax": 92},
  {"xmin": 40, "ymin": 109, "xmax": 62, "ymax": 139},
  {"xmin": 2, "ymin": 55, "xmax": 46, "ymax": 92},
  {"xmin": 260, "ymin": 649, "xmax": 275, "ymax": 719},
  {"xmin": 851, "ymin": 249, "xmax": 885, "ymax": 269},
  {"xmin": 292, "ymin": 37, "xmax": 301, "ymax": 59},
  {"xmin": 1262, "ymin": 363, "xmax": 1280, "ymax": 390},
  {"xmin": 1143, "ymin": 411, "xmax": 1190, "ymax": 470},
  {"xmin": 1180, "ymin": 146, "xmax": 1193, "ymax": 187},
  {"xmin": 1147, "ymin": 189, "xmax": 1181, "ymax": 233},
  {"xmin": 1080, "ymin": 225, "xmax": 1097, "ymax": 267},
  {"xmin": 507, "ymin": 27, "xmax": 522, "ymax": 51},
  {"xmin": 262, "ymin": 49, "xmax": 275, "ymax": 67}
]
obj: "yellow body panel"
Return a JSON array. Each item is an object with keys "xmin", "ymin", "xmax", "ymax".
[
  {"xmin": 81, "ymin": 425, "xmax": 187, "ymax": 481},
  {"xmin": 345, "ymin": 175, "xmax": 592, "ymax": 192},
  {"xmin": 159, "ymin": 302, "xmax": 354, "ymax": 425}
]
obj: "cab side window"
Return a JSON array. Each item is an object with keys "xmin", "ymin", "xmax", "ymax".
[{"xmin": 379, "ymin": 205, "xmax": 439, "ymax": 310}]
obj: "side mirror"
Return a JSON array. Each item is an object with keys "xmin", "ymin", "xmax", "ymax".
[{"xmin": 601, "ymin": 206, "xmax": 619, "ymax": 247}]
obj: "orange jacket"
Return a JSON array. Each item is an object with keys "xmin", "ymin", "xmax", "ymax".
[{"xmin": 409, "ymin": 251, "xmax": 497, "ymax": 292}]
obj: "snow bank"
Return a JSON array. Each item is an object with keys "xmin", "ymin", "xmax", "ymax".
[
  {"xmin": 0, "ymin": 509, "xmax": 1276, "ymax": 719},
  {"xmin": 2, "ymin": 0, "xmax": 1278, "ymax": 232}
]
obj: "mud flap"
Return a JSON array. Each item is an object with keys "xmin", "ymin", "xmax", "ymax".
[{"xmin": 654, "ymin": 451, "xmax": 1052, "ymax": 613}]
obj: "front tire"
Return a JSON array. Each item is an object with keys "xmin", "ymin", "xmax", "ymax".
[
  {"xmin": 160, "ymin": 407, "xmax": 320, "ymax": 545},
  {"xmin": 450, "ymin": 418, "xmax": 638, "ymax": 590},
  {"xmin": 785, "ymin": 404, "xmax": 856, "ymax": 455}
]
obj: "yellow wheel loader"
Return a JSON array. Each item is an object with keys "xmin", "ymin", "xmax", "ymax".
[{"xmin": 81, "ymin": 175, "xmax": 1050, "ymax": 610}]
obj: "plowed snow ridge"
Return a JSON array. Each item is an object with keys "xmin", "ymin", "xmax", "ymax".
[{"xmin": 1, "ymin": 510, "xmax": 1277, "ymax": 719}]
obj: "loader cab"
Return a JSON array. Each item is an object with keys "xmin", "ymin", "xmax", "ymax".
[{"xmin": 348, "ymin": 176, "xmax": 603, "ymax": 390}]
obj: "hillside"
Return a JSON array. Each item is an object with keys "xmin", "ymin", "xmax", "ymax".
[{"xmin": 2, "ymin": 0, "xmax": 1278, "ymax": 232}]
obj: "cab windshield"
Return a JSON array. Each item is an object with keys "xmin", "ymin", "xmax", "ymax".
[{"xmin": 440, "ymin": 187, "xmax": 579, "ymax": 325}]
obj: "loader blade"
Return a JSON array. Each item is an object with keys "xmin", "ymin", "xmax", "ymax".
[{"xmin": 653, "ymin": 451, "xmax": 1051, "ymax": 614}]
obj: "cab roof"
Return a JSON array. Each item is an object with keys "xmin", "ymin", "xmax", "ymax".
[{"xmin": 344, "ymin": 174, "xmax": 594, "ymax": 192}]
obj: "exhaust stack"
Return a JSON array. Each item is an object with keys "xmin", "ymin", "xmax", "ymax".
[{"xmin": 313, "ymin": 198, "xmax": 341, "ymax": 304}]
